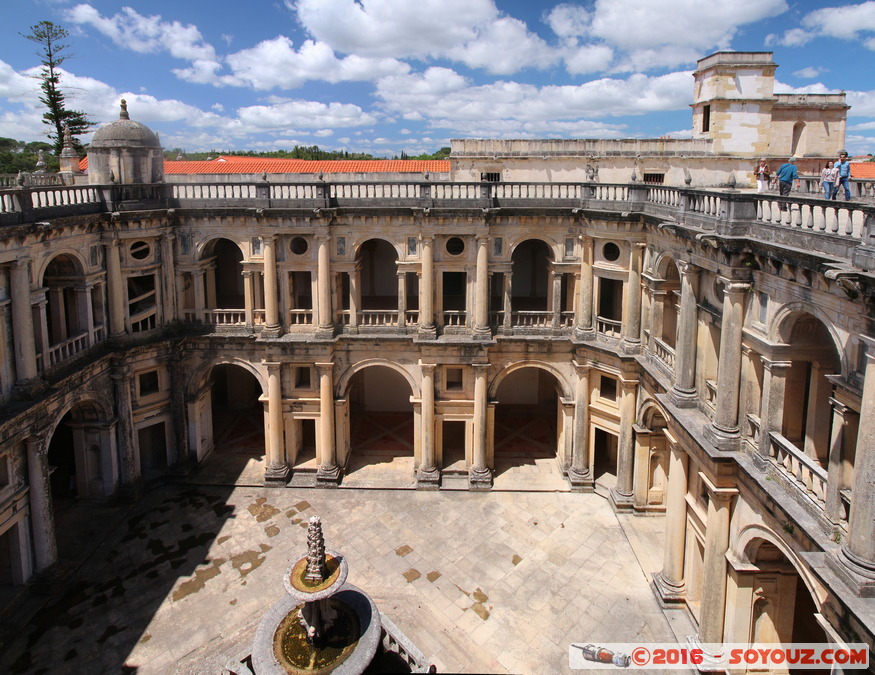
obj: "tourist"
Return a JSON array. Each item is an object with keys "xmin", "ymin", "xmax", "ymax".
[
  {"xmin": 754, "ymin": 158, "xmax": 771, "ymax": 193},
  {"xmin": 834, "ymin": 150, "xmax": 852, "ymax": 200},
  {"xmin": 774, "ymin": 157, "xmax": 800, "ymax": 210},
  {"xmin": 821, "ymin": 161, "xmax": 838, "ymax": 200}
]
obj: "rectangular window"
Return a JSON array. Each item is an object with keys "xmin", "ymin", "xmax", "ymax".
[
  {"xmin": 599, "ymin": 375, "xmax": 617, "ymax": 402},
  {"xmin": 758, "ymin": 291, "xmax": 768, "ymax": 325},
  {"xmin": 407, "ymin": 237, "xmax": 417, "ymax": 256},
  {"xmin": 0, "ymin": 453, "xmax": 9, "ymax": 489},
  {"xmin": 642, "ymin": 173, "xmax": 665, "ymax": 184},
  {"xmin": 493, "ymin": 238, "xmax": 503, "ymax": 257},
  {"xmin": 480, "ymin": 172, "xmax": 501, "ymax": 182},
  {"xmin": 445, "ymin": 367, "xmax": 464, "ymax": 391},
  {"xmin": 294, "ymin": 366, "xmax": 312, "ymax": 389},
  {"xmin": 702, "ymin": 105, "xmax": 711, "ymax": 133},
  {"xmin": 138, "ymin": 370, "xmax": 160, "ymax": 397},
  {"xmin": 564, "ymin": 238, "xmax": 575, "ymax": 259}
]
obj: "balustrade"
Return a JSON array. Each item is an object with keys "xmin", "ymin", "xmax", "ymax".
[
  {"xmin": 511, "ymin": 310, "xmax": 552, "ymax": 327},
  {"xmin": 651, "ymin": 335, "xmax": 676, "ymax": 369},
  {"xmin": 46, "ymin": 332, "xmax": 89, "ymax": 367},
  {"xmin": 767, "ymin": 431, "xmax": 830, "ymax": 516},
  {"xmin": 596, "ymin": 315, "xmax": 622, "ymax": 338},
  {"xmin": 289, "ymin": 309, "xmax": 313, "ymax": 325},
  {"xmin": 442, "ymin": 310, "xmax": 466, "ymax": 327}
]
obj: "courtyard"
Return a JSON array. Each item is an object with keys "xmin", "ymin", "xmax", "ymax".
[{"xmin": 0, "ymin": 478, "xmax": 689, "ymax": 674}]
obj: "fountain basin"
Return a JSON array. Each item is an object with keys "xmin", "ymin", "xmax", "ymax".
[{"xmin": 283, "ymin": 550, "xmax": 348, "ymax": 601}]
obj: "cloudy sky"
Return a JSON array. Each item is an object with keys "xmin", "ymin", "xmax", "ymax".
[{"xmin": 2, "ymin": 0, "xmax": 875, "ymax": 156}]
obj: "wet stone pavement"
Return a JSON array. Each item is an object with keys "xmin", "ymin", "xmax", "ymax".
[{"xmin": 1, "ymin": 485, "xmax": 682, "ymax": 674}]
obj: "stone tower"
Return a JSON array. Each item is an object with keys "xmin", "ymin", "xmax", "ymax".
[{"xmin": 87, "ymin": 99, "xmax": 164, "ymax": 184}]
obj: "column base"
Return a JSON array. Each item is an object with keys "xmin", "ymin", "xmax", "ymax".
[
  {"xmin": 315, "ymin": 326, "xmax": 335, "ymax": 339},
  {"xmin": 468, "ymin": 466, "xmax": 493, "ymax": 491},
  {"xmin": 472, "ymin": 327, "xmax": 492, "ymax": 340},
  {"xmin": 315, "ymin": 463, "xmax": 342, "ymax": 488},
  {"xmin": 573, "ymin": 327, "xmax": 596, "ymax": 342},
  {"xmin": 828, "ymin": 546, "xmax": 875, "ymax": 597},
  {"xmin": 667, "ymin": 386, "xmax": 698, "ymax": 409},
  {"xmin": 264, "ymin": 463, "xmax": 290, "ymax": 487},
  {"xmin": 259, "ymin": 325, "xmax": 282, "ymax": 339},
  {"xmin": 609, "ymin": 488, "xmax": 634, "ymax": 512},
  {"xmin": 417, "ymin": 326, "xmax": 436, "ymax": 340},
  {"xmin": 416, "ymin": 466, "xmax": 441, "ymax": 490},
  {"xmin": 567, "ymin": 467, "xmax": 595, "ymax": 492},
  {"xmin": 703, "ymin": 422, "xmax": 740, "ymax": 452},
  {"xmin": 652, "ymin": 571, "xmax": 686, "ymax": 606},
  {"xmin": 684, "ymin": 635, "xmax": 728, "ymax": 673},
  {"xmin": 620, "ymin": 338, "xmax": 642, "ymax": 355}
]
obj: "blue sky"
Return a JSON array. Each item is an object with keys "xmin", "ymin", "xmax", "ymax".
[{"xmin": 2, "ymin": 0, "xmax": 875, "ymax": 156}]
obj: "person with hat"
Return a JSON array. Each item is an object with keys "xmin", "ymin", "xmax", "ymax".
[
  {"xmin": 775, "ymin": 157, "xmax": 800, "ymax": 210},
  {"xmin": 834, "ymin": 150, "xmax": 852, "ymax": 200}
]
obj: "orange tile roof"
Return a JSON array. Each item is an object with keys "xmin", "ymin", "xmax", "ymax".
[
  {"xmin": 851, "ymin": 162, "xmax": 875, "ymax": 179},
  {"xmin": 77, "ymin": 156, "xmax": 448, "ymax": 174}
]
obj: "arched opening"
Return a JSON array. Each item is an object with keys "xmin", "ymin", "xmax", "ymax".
[
  {"xmin": 511, "ymin": 240, "xmax": 552, "ymax": 320},
  {"xmin": 41, "ymin": 254, "xmax": 97, "ymax": 365},
  {"xmin": 791, "ymin": 121, "xmax": 806, "ymax": 157},
  {"xmin": 345, "ymin": 366, "xmax": 414, "ymax": 483},
  {"xmin": 355, "ymin": 239, "xmax": 399, "ymax": 326},
  {"xmin": 212, "ymin": 239, "xmax": 245, "ymax": 309},
  {"xmin": 778, "ymin": 313, "xmax": 840, "ymax": 467},
  {"xmin": 47, "ymin": 401, "xmax": 107, "ymax": 516},
  {"xmin": 659, "ymin": 261, "xmax": 680, "ymax": 349},
  {"xmin": 493, "ymin": 367, "xmax": 562, "ymax": 475},
  {"xmin": 206, "ymin": 364, "xmax": 265, "ymax": 483},
  {"xmin": 728, "ymin": 538, "xmax": 828, "ymax": 671}
]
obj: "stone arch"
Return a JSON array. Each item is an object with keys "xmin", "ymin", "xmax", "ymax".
[
  {"xmin": 37, "ymin": 249, "xmax": 88, "ymax": 284},
  {"xmin": 187, "ymin": 356, "xmax": 268, "ymax": 398},
  {"xmin": 337, "ymin": 358, "xmax": 419, "ymax": 399},
  {"xmin": 351, "ymin": 235, "xmax": 403, "ymax": 260},
  {"xmin": 638, "ymin": 398, "xmax": 669, "ymax": 430},
  {"xmin": 506, "ymin": 235, "xmax": 559, "ymax": 261},
  {"xmin": 195, "ymin": 235, "xmax": 248, "ymax": 262},
  {"xmin": 488, "ymin": 360, "xmax": 571, "ymax": 400},
  {"xmin": 651, "ymin": 251, "xmax": 681, "ymax": 280},
  {"xmin": 44, "ymin": 395, "xmax": 111, "ymax": 441},
  {"xmin": 769, "ymin": 302, "xmax": 844, "ymax": 374}
]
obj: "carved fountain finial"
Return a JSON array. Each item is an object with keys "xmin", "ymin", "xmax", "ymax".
[{"xmin": 304, "ymin": 515, "xmax": 327, "ymax": 583}]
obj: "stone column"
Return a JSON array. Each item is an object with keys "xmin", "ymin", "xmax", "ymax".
[
  {"xmin": 621, "ymin": 242, "xmax": 644, "ymax": 353},
  {"xmin": 653, "ymin": 442, "xmax": 689, "ymax": 603},
  {"xmin": 160, "ymin": 234, "xmax": 177, "ymax": 323},
  {"xmin": 575, "ymin": 236, "xmax": 594, "ymax": 338},
  {"xmin": 836, "ymin": 336, "xmax": 875, "ymax": 592},
  {"xmin": 551, "ymin": 272, "xmax": 563, "ymax": 329},
  {"xmin": 397, "ymin": 272, "xmax": 406, "ymax": 326},
  {"xmin": 26, "ymin": 436, "xmax": 57, "ymax": 572},
  {"xmin": 10, "ymin": 258, "xmax": 37, "ymax": 381},
  {"xmin": 111, "ymin": 361, "xmax": 140, "ymax": 496},
  {"xmin": 611, "ymin": 377, "xmax": 638, "ymax": 510},
  {"xmin": 315, "ymin": 362, "xmax": 340, "ymax": 486},
  {"xmin": 418, "ymin": 235, "xmax": 435, "ymax": 336},
  {"xmin": 262, "ymin": 236, "xmax": 281, "ymax": 335},
  {"xmin": 75, "ymin": 285, "xmax": 95, "ymax": 347},
  {"xmin": 104, "ymin": 239, "xmax": 126, "ymax": 336},
  {"xmin": 193, "ymin": 269, "xmax": 206, "ymax": 320},
  {"xmin": 473, "ymin": 236, "xmax": 490, "ymax": 338},
  {"xmin": 708, "ymin": 278, "xmax": 750, "ymax": 450},
  {"xmin": 348, "ymin": 268, "xmax": 360, "ymax": 330},
  {"xmin": 316, "ymin": 235, "xmax": 333, "ymax": 337},
  {"xmin": 669, "ymin": 261, "xmax": 700, "ymax": 408},
  {"xmin": 825, "ymin": 398, "xmax": 855, "ymax": 525},
  {"xmin": 242, "ymin": 270, "xmax": 254, "ymax": 326},
  {"xmin": 698, "ymin": 479, "xmax": 736, "ymax": 644},
  {"xmin": 757, "ymin": 357, "xmax": 791, "ymax": 459},
  {"xmin": 502, "ymin": 272, "xmax": 513, "ymax": 331},
  {"xmin": 469, "ymin": 363, "xmax": 492, "ymax": 489},
  {"xmin": 49, "ymin": 287, "xmax": 67, "ymax": 343},
  {"xmin": 417, "ymin": 362, "xmax": 439, "ymax": 488},
  {"xmin": 568, "ymin": 362, "xmax": 593, "ymax": 491},
  {"xmin": 264, "ymin": 361, "xmax": 289, "ymax": 485}
]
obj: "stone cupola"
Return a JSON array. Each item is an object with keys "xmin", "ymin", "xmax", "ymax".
[{"xmin": 87, "ymin": 99, "xmax": 164, "ymax": 184}]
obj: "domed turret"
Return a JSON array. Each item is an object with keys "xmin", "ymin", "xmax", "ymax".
[{"xmin": 87, "ymin": 100, "xmax": 164, "ymax": 184}]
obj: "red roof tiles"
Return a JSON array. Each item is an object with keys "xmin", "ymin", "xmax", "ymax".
[{"xmin": 851, "ymin": 162, "xmax": 875, "ymax": 179}]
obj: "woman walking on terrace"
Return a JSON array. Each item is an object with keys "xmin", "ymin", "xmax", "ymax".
[{"xmin": 821, "ymin": 161, "xmax": 838, "ymax": 200}]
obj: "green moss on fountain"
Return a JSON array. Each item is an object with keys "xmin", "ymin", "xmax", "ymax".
[
  {"xmin": 273, "ymin": 598, "xmax": 360, "ymax": 674},
  {"xmin": 289, "ymin": 554, "xmax": 342, "ymax": 593}
]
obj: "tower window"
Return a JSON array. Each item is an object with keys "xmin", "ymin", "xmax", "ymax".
[{"xmin": 702, "ymin": 105, "xmax": 711, "ymax": 133}]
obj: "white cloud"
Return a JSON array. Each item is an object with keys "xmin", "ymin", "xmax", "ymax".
[
  {"xmin": 446, "ymin": 16, "xmax": 556, "ymax": 74},
  {"xmin": 773, "ymin": 80, "xmax": 840, "ymax": 95},
  {"xmin": 237, "ymin": 99, "xmax": 378, "ymax": 130},
  {"xmin": 793, "ymin": 67, "xmax": 827, "ymax": 79},
  {"xmin": 563, "ymin": 45, "xmax": 615, "ymax": 75},
  {"xmin": 225, "ymin": 37, "xmax": 409, "ymax": 89},
  {"xmin": 545, "ymin": 5, "xmax": 592, "ymax": 39},
  {"xmin": 775, "ymin": 1, "xmax": 875, "ymax": 49}
]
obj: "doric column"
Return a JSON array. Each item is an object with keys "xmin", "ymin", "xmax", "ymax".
[
  {"xmin": 315, "ymin": 362, "xmax": 340, "ymax": 486},
  {"xmin": 502, "ymin": 272, "xmax": 513, "ymax": 331},
  {"xmin": 418, "ymin": 235, "xmax": 435, "ymax": 335},
  {"xmin": 104, "ymin": 239, "xmax": 126, "ymax": 336},
  {"xmin": 49, "ymin": 287, "xmax": 67, "ymax": 343},
  {"xmin": 621, "ymin": 242, "xmax": 644, "ymax": 353},
  {"xmin": 397, "ymin": 272, "xmax": 406, "ymax": 326},
  {"xmin": 698, "ymin": 478, "xmax": 737, "ymax": 644},
  {"xmin": 316, "ymin": 235, "xmax": 333, "ymax": 337},
  {"xmin": 708, "ymin": 278, "xmax": 750, "ymax": 450},
  {"xmin": 551, "ymin": 272, "xmax": 563, "ymax": 329},
  {"xmin": 26, "ymin": 435, "xmax": 57, "ymax": 572},
  {"xmin": 417, "ymin": 362, "xmax": 439, "ymax": 488},
  {"xmin": 160, "ymin": 234, "xmax": 177, "ymax": 323},
  {"xmin": 262, "ymin": 236, "xmax": 281, "ymax": 335},
  {"xmin": 611, "ymin": 377, "xmax": 638, "ymax": 510},
  {"xmin": 469, "ymin": 363, "xmax": 492, "ymax": 489},
  {"xmin": 193, "ymin": 269, "xmax": 206, "ymax": 320},
  {"xmin": 348, "ymin": 268, "xmax": 360, "ymax": 330},
  {"xmin": 836, "ymin": 336, "xmax": 875, "ymax": 592},
  {"xmin": 111, "ymin": 360, "xmax": 140, "ymax": 494},
  {"xmin": 75, "ymin": 285, "xmax": 95, "ymax": 347},
  {"xmin": 242, "ymin": 270, "xmax": 254, "ymax": 326},
  {"xmin": 264, "ymin": 361, "xmax": 289, "ymax": 485},
  {"xmin": 568, "ymin": 362, "xmax": 593, "ymax": 491},
  {"xmin": 757, "ymin": 357, "xmax": 792, "ymax": 458},
  {"xmin": 575, "ymin": 236, "xmax": 594, "ymax": 338},
  {"xmin": 826, "ymin": 397, "xmax": 856, "ymax": 525},
  {"xmin": 473, "ymin": 236, "xmax": 490, "ymax": 338},
  {"xmin": 653, "ymin": 442, "xmax": 688, "ymax": 603},
  {"xmin": 10, "ymin": 258, "xmax": 37, "ymax": 381},
  {"xmin": 669, "ymin": 261, "xmax": 700, "ymax": 408}
]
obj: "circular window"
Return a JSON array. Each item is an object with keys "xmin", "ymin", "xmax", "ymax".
[
  {"xmin": 290, "ymin": 237, "xmax": 309, "ymax": 255},
  {"xmin": 602, "ymin": 242, "xmax": 621, "ymax": 262},
  {"xmin": 130, "ymin": 241, "xmax": 151, "ymax": 260},
  {"xmin": 446, "ymin": 237, "xmax": 465, "ymax": 255}
]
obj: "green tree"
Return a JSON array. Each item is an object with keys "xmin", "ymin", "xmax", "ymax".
[{"xmin": 21, "ymin": 21, "xmax": 92, "ymax": 155}]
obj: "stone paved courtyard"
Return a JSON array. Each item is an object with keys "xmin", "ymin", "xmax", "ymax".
[{"xmin": 0, "ymin": 482, "xmax": 690, "ymax": 674}]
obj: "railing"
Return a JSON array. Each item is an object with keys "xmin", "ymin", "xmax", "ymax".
[
  {"xmin": 358, "ymin": 310, "xmax": 399, "ymax": 326},
  {"xmin": 511, "ymin": 310, "xmax": 552, "ymax": 327},
  {"xmin": 130, "ymin": 309, "xmax": 157, "ymax": 333},
  {"xmin": 704, "ymin": 379, "xmax": 718, "ymax": 416},
  {"xmin": 651, "ymin": 336, "xmax": 675, "ymax": 369},
  {"xmin": 404, "ymin": 309, "xmax": 419, "ymax": 326},
  {"xmin": 289, "ymin": 309, "xmax": 313, "ymax": 325},
  {"xmin": 596, "ymin": 316, "xmax": 622, "ymax": 338},
  {"xmin": 252, "ymin": 309, "xmax": 266, "ymax": 325},
  {"xmin": 755, "ymin": 195, "xmax": 867, "ymax": 240},
  {"xmin": 442, "ymin": 310, "xmax": 466, "ymax": 327},
  {"xmin": 560, "ymin": 311, "xmax": 574, "ymax": 327},
  {"xmin": 46, "ymin": 332, "xmax": 89, "ymax": 367},
  {"xmin": 767, "ymin": 431, "xmax": 828, "ymax": 513},
  {"xmin": 184, "ymin": 308, "xmax": 247, "ymax": 325}
]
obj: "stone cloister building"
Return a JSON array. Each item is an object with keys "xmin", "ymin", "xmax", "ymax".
[{"xmin": 1, "ymin": 55, "xmax": 875, "ymax": 664}]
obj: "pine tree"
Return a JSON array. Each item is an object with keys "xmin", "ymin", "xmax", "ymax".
[{"xmin": 21, "ymin": 21, "xmax": 92, "ymax": 155}]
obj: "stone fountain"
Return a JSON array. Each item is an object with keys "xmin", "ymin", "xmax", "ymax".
[{"xmin": 251, "ymin": 516, "xmax": 382, "ymax": 674}]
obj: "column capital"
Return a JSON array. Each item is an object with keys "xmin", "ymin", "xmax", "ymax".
[
  {"xmin": 828, "ymin": 396, "xmax": 853, "ymax": 416},
  {"xmin": 11, "ymin": 255, "xmax": 30, "ymax": 269},
  {"xmin": 760, "ymin": 356, "xmax": 793, "ymax": 372},
  {"xmin": 700, "ymin": 472, "xmax": 738, "ymax": 503},
  {"xmin": 718, "ymin": 277, "xmax": 752, "ymax": 295},
  {"xmin": 315, "ymin": 233, "xmax": 331, "ymax": 242},
  {"xmin": 860, "ymin": 334, "xmax": 875, "ymax": 360},
  {"xmin": 676, "ymin": 259, "xmax": 700, "ymax": 277},
  {"xmin": 572, "ymin": 360, "xmax": 591, "ymax": 375},
  {"xmin": 578, "ymin": 234, "xmax": 594, "ymax": 244},
  {"xmin": 471, "ymin": 362, "xmax": 490, "ymax": 373},
  {"xmin": 25, "ymin": 434, "xmax": 49, "ymax": 455},
  {"xmin": 102, "ymin": 237, "xmax": 122, "ymax": 248},
  {"xmin": 315, "ymin": 362, "xmax": 335, "ymax": 374},
  {"xmin": 476, "ymin": 235, "xmax": 489, "ymax": 245},
  {"xmin": 262, "ymin": 360, "xmax": 282, "ymax": 372},
  {"xmin": 418, "ymin": 361, "xmax": 437, "ymax": 374},
  {"xmin": 419, "ymin": 233, "xmax": 434, "ymax": 243}
]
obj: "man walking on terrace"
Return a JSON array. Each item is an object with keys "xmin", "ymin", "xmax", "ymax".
[
  {"xmin": 834, "ymin": 150, "xmax": 852, "ymax": 200},
  {"xmin": 775, "ymin": 157, "xmax": 800, "ymax": 211}
]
